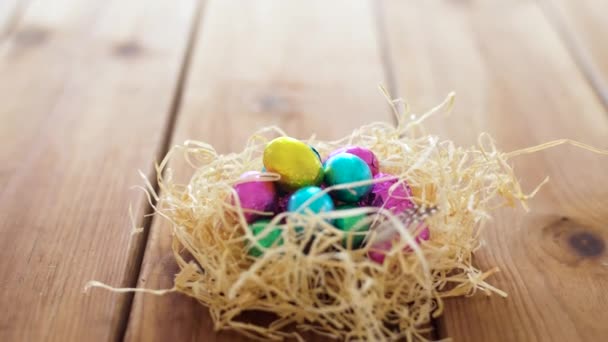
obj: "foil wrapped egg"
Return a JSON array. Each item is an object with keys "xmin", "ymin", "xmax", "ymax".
[
  {"xmin": 287, "ymin": 186, "xmax": 334, "ymax": 232},
  {"xmin": 287, "ymin": 186, "xmax": 334, "ymax": 216},
  {"xmin": 324, "ymin": 154, "xmax": 372, "ymax": 203},
  {"xmin": 310, "ymin": 145, "xmax": 322, "ymax": 162},
  {"xmin": 263, "ymin": 137, "xmax": 324, "ymax": 190},
  {"xmin": 370, "ymin": 173, "xmax": 414, "ymax": 214},
  {"xmin": 368, "ymin": 225, "xmax": 430, "ymax": 264},
  {"xmin": 234, "ymin": 171, "xmax": 277, "ymax": 223},
  {"xmin": 246, "ymin": 219, "xmax": 284, "ymax": 257},
  {"xmin": 327, "ymin": 146, "xmax": 379, "ymax": 176},
  {"xmin": 276, "ymin": 193, "xmax": 292, "ymax": 213},
  {"xmin": 334, "ymin": 204, "xmax": 370, "ymax": 248},
  {"xmin": 287, "ymin": 186, "xmax": 335, "ymax": 232}
]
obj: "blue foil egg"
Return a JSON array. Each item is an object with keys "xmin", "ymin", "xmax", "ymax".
[
  {"xmin": 324, "ymin": 154, "xmax": 372, "ymax": 203},
  {"xmin": 287, "ymin": 186, "xmax": 334, "ymax": 215}
]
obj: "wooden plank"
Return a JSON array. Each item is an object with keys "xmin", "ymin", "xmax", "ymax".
[
  {"xmin": 0, "ymin": 0, "xmax": 198, "ymax": 340},
  {"xmin": 0, "ymin": 0, "xmax": 28, "ymax": 36},
  {"xmin": 540, "ymin": 0, "xmax": 608, "ymax": 106},
  {"xmin": 381, "ymin": 0, "xmax": 608, "ymax": 341},
  {"xmin": 0, "ymin": 0, "xmax": 24, "ymax": 38},
  {"xmin": 124, "ymin": 0, "xmax": 391, "ymax": 340}
]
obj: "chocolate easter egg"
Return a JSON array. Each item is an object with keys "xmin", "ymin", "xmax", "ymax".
[
  {"xmin": 334, "ymin": 204, "xmax": 369, "ymax": 248},
  {"xmin": 276, "ymin": 193, "xmax": 291, "ymax": 213},
  {"xmin": 370, "ymin": 173, "xmax": 414, "ymax": 214},
  {"xmin": 234, "ymin": 171, "xmax": 277, "ymax": 223},
  {"xmin": 324, "ymin": 154, "xmax": 372, "ymax": 203},
  {"xmin": 246, "ymin": 219, "xmax": 284, "ymax": 257},
  {"xmin": 263, "ymin": 137, "xmax": 324, "ymax": 190},
  {"xmin": 287, "ymin": 186, "xmax": 334, "ymax": 216},
  {"xmin": 287, "ymin": 186, "xmax": 335, "ymax": 232},
  {"xmin": 327, "ymin": 146, "xmax": 379, "ymax": 176},
  {"xmin": 310, "ymin": 146, "xmax": 322, "ymax": 162}
]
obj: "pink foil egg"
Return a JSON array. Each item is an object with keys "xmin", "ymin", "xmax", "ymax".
[
  {"xmin": 327, "ymin": 146, "xmax": 379, "ymax": 176},
  {"xmin": 234, "ymin": 171, "xmax": 277, "ymax": 223},
  {"xmin": 368, "ymin": 225, "xmax": 431, "ymax": 264},
  {"xmin": 370, "ymin": 173, "xmax": 414, "ymax": 214}
]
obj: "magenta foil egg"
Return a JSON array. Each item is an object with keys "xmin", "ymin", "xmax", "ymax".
[
  {"xmin": 368, "ymin": 225, "xmax": 431, "ymax": 264},
  {"xmin": 370, "ymin": 173, "xmax": 414, "ymax": 214},
  {"xmin": 234, "ymin": 171, "xmax": 277, "ymax": 223},
  {"xmin": 327, "ymin": 146, "xmax": 379, "ymax": 176}
]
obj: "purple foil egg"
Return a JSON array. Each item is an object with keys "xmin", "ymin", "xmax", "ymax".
[
  {"xmin": 275, "ymin": 193, "xmax": 292, "ymax": 213},
  {"xmin": 368, "ymin": 224, "xmax": 431, "ymax": 264},
  {"xmin": 234, "ymin": 171, "xmax": 277, "ymax": 223},
  {"xmin": 327, "ymin": 146, "xmax": 379, "ymax": 176},
  {"xmin": 370, "ymin": 173, "xmax": 414, "ymax": 214}
]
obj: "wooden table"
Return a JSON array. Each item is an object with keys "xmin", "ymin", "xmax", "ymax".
[{"xmin": 2, "ymin": 0, "xmax": 607, "ymax": 341}]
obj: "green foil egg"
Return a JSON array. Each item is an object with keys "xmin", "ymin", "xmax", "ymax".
[
  {"xmin": 324, "ymin": 153, "xmax": 372, "ymax": 202},
  {"xmin": 246, "ymin": 219, "xmax": 283, "ymax": 257},
  {"xmin": 334, "ymin": 204, "xmax": 370, "ymax": 248},
  {"xmin": 263, "ymin": 137, "xmax": 324, "ymax": 191}
]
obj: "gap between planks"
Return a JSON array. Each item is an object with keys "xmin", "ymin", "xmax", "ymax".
[
  {"xmin": 537, "ymin": 0, "xmax": 608, "ymax": 113},
  {"xmin": 372, "ymin": 0, "xmax": 441, "ymax": 339},
  {"xmin": 372, "ymin": 0, "xmax": 399, "ymax": 101},
  {"xmin": 120, "ymin": 1, "xmax": 608, "ymax": 339},
  {"xmin": 124, "ymin": 0, "xmax": 393, "ymax": 340},
  {"xmin": 0, "ymin": 0, "xmax": 33, "ymax": 42},
  {"xmin": 116, "ymin": 0, "xmax": 208, "ymax": 340},
  {"xmin": 378, "ymin": 1, "xmax": 608, "ymax": 341}
]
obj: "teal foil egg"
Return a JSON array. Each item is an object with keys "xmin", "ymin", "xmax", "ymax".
[
  {"xmin": 324, "ymin": 154, "xmax": 372, "ymax": 202},
  {"xmin": 287, "ymin": 186, "xmax": 335, "ymax": 232},
  {"xmin": 287, "ymin": 186, "xmax": 334, "ymax": 216}
]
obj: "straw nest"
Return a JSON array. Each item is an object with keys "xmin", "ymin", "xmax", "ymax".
[{"xmin": 140, "ymin": 94, "xmax": 545, "ymax": 341}]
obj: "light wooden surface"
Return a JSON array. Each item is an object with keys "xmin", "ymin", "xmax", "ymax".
[
  {"xmin": 125, "ymin": 1, "xmax": 390, "ymax": 340},
  {"xmin": 382, "ymin": 0, "xmax": 608, "ymax": 341},
  {"xmin": 1, "ymin": 0, "xmax": 607, "ymax": 341},
  {"xmin": 0, "ymin": 0, "xmax": 23, "ymax": 40},
  {"xmin": 540, "ymin": 0, "xmax": 608, "ymax": 106},
  {"xmin": 0, "ymin": 0, "xmax": 198, "ymax": 340}
]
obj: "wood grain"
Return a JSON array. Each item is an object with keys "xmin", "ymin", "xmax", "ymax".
[
  {"xmin": 540, "ymin": 0, "xmax": 608, "ymax": 106},
  {"xmin": 381, "ymin": 0, "xmax": 608, "ymax": 341},
  {"xmin": 124, "ymin": 0, "xmax": 390, "ymax": 340},
  {"xmin": 0, "ymin": 0, "xmax": 198, "ymax": 340},
  {"xmin": 0, "ymin": 0, "xmax": 25, "ymax": 39}
]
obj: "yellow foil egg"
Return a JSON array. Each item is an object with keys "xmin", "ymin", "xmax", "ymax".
[{"xmin": 263, "ymin": 137, "xmax": 324, "ymax": 190}]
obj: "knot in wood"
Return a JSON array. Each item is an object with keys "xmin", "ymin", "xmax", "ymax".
[{"xmin": 568, "ymin": 231, "xmax": 605, "ymax": 257}]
